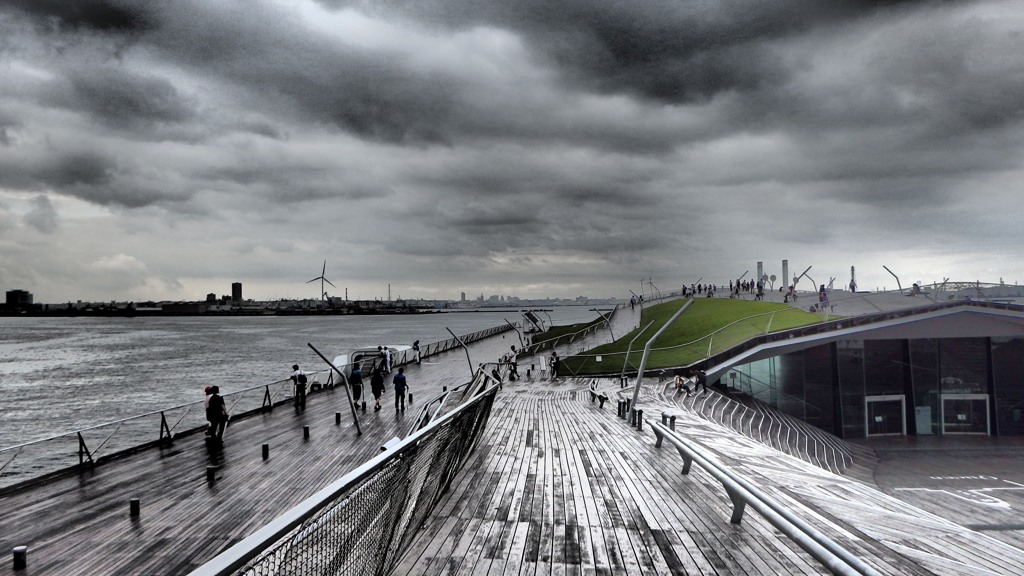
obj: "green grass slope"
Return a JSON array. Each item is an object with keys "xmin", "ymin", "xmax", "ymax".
[{"xmin": 563, "ymin": 298, "xmax": 825, "ymax": 376}]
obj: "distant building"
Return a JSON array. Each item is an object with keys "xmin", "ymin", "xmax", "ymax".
[
  {"xmin": 232, "ymin": 282, "xmax": 242, "ymax": 303},
  {"xmin": 5, "ymin": 289, "xmax": 33, "ymax": 309},
  {"xmin": 206, "ymin": 293, "xmax": 217, "ymax": 303},
  {"xmin": 461, "ymin": 292, "xmax": 466, "ymax": 302}
]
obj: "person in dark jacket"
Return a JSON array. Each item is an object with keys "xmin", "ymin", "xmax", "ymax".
[
  {"xmin": 349, "ymin": 365, "xmax": 365, "ymax": 412},
  {"xmin": 393, "ymin": 367, "xmax": 408, "ymax": 411},
  {"xmin": 206, "ymin": 385, "xmax": 229, "ymax": 440},
  {"xmin": 370, "ymin": 367, "xmax": 385, "ymax": 412}
]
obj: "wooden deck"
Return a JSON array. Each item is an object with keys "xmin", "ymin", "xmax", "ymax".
[
  {"xmin": 396, "ymin": 377, "xmax": 1024, "ymax": 575},
  {"xmin": 4, "ymin": 306, "xmax": 1024, "ymax": 575},
  {"xmin": 0, "ymin": 334, "xmax": 511, "ymax": 575}
]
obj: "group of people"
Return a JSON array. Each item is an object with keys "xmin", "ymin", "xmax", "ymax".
[
  {"xmin": 537, "ymin": 350, "xmax": 561, "ymax": 380},
  {"xmin": 673, "ymin": 369, "xmax": 709, "ymax": 397},
  {"xmin": 344, "ymin": 347, "xmax": 410, "ymax": 413}
]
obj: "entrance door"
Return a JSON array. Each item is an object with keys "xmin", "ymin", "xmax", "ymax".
[
  {"xmin": 940, "ymin": 394, "xmax": 990, "ymax": 435},
  {"xmin": 865, "ymin": 395, "xmax": 906, "ymax": 437}
]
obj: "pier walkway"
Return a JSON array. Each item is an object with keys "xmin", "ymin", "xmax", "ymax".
[
  {"xmin": 5, "ymin": 305, "xmax": 1024, "ymax": 574},
  {"xmin": 0, "ymin": 328, "xmax": 522, "ymax": 575}
]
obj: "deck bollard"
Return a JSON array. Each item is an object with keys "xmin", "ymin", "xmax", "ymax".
[
  {"xmin": 629, "ymin": 408, "xmax": 635, "ymax": 426},
  {"xmin": 303, "ymin": 425, "xmax": 310, "ymax": 440},
  {"xmin": 625, "ymin": 399, "xmax": 631, "ymax": 413},
  {"xmin": 590, "ymin": 392, "xmax": 596, "ymax": 403},
  {"xmin": 129, "ymin": 498, "xmax": 140, "ymax": 518},
  {"xmin": 617, "ymin": 400, "xmax": 624, "ymax": 418},
  {"xmin": 661, "ymin": 413, "xmax": 669, "ymax": 425},
  {"xmin": 409, "ymin": 393, "xmax": 413, "ymax": 404},
  {"xmin": 12, "ymin": 546, "xmax": 27, "ymax": 570},
  {"xmin": 669, "ymin": 415, "xmax": 676, "ymax": 431},
  {"xmin": 442, "ymin": 386, "xmax": 447, "ymax": 392},
  {"xmin": 636, "ymin": 410, "xmax": 643, "ymax": 431},
  {"xmin": 262, "ymin": 444, "xmax": 269, "ymax": 460},
  {"xmin": 206, "ymin": 466, "xmax": 216, "ymax": 483}
]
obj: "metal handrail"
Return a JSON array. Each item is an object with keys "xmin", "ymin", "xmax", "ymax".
[
  {"xmin": 521, "ymin": 306, "xmax": 618, "ymax": 356},
  {"xmin": 648, "ymin": 421, "xmax": 880, "ymax": 576}
]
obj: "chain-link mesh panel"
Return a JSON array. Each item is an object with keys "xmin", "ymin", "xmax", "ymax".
[{"xmin": 227, "ymin": 385, "xmax": 497, "ymax": 576}]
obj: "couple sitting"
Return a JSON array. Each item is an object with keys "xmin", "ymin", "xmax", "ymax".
[{"xmin": 673, "ymin": 374, "xmax": 695, "ymax": 396}]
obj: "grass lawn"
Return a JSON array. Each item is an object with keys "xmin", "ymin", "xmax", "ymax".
[{"xmin": 563, "ymin": 298, "xmax": 826, "ymax": 376}]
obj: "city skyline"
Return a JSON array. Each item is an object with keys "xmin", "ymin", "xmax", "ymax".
[{"xmin": 2, "ymin": 2, "xmax": 1024, "ymax": 303}]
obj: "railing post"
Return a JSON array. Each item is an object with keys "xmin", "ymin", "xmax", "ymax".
[
  {"xmin": 159, "ymin": 411, "xmax": 172, "ymax": 444},
  {"xmin": 725, "ymin": 486, "xmax": 747, "ymax": 523},
  {"xmin": 77, "ymin": 433, "xmax": 93, "ymax": 466}
]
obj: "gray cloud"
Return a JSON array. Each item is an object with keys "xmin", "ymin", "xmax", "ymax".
[
  {"xmin": 23, "ymin": 195, "xmax": 58, "ymax": 233},
  {"xmin": 1, "ymin": 0, "xmax": 1022, "ymax": 302},
  {"xmin": 4, "ymin": 0, "xmax": 155, "ymax": 33}
]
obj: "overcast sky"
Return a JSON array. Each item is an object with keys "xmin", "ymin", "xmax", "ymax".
[{"xmin": 2, "ymin": 1, "xmax": 1023, "ymax": 303}]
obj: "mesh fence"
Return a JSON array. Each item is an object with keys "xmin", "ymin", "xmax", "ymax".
[{"xmin": 218, "ymin": 378, "xmax": 497, "ymax": 576}]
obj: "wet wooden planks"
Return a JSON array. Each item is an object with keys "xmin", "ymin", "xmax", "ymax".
[
  {"xmin": 0, "ymin": 341, "xmax": 502, "ymax": 576},
  {"xmin": 394, "ymin": 381, "xmax": 828, "ymax": 575}
]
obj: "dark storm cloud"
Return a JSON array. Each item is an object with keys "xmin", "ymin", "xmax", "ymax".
[
  {"xmin": 43, "ymin": 152, "xmax": 115, "ymax": 188},
  {"xmin": 134, "ymin": 2, "xmax": 459, "ymax": 145},
  {"xmin": 4, "ymin": 0, "xmax": 153, "ymax": 33},
  {"xmin": 327, "ymin": 0, "xmax": 911, "ymax": 103},
  {"xmin": 53, "ymin": 68, "xmax": 195, "ymax": 130}
]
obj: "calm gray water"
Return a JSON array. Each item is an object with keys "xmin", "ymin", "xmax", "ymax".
[{"xmin": 0, "ymin": 307, "xmax": 598, "ymax": 448}]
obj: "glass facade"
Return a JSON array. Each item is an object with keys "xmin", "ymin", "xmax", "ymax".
[{"xmin": 729, "ymin": 336, "xmax": 1019, "ymax": 438}]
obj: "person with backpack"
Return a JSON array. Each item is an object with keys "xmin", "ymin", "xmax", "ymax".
[
  {"xmin": 291, "ymin": 364, "xmax": 307, "ymax": 410},
  {"xmin": 206, "ymin": 385, "xmax": 229, "ymax": 440}
]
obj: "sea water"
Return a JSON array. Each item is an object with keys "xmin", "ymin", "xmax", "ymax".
[{"xmin": 0, "ymin": 307, "xmax": 599, "ymax": 448}]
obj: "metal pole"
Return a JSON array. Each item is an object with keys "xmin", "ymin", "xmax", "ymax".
[
  {"xmin": 621, "ymin": 320, "xmax": 656, "ymax": 381},
  {"xmin": 446, "ymin": 327, "xmax": 475, "ymax": 380},
  {"xmin": 307, "ymin": 342, "xmax": 361, "ymax": 436},
  {"xmin": 504, "ymin": 319, "xmax": 524, "ymax": 348},
  {"xmin": 882, "ymin": 265, "xmax": 903, "ymax": 294},
  {"xmin": 629, "ymin": 301, "xmax": 693, "ymax": 416},
  {"xmin": 590, "ymin": 308, "xmax": 616, "ymax": 341}
]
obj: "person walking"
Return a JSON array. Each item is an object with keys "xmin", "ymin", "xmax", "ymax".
[
  {"xmin": 291, "ymin": 364, "xmax": 307, "ymax": 410},
  {"xmin": 550, "ymin": 352, "xmax": 561, "ymax": 381},
  {"xmin": 370, "ymin": 366, "xmax": 385, "ymax": 411},
  {"xmin": 206, "ymin": 385, "xmax": 229, "ymax": 440},
  {"xmin": 508, "ymin": 346, "xmax": 519, "ymax": 380},
  {"xmin": 393, "ymin": 367, "xmax": 408, "ymax": 411},
  {"xmin": 412, "ymin": 340, "xmax": 421, "ymax": 364},
  {"xmin": 349, "ymin": 364, "xmax": 365, "ymax": 412}
]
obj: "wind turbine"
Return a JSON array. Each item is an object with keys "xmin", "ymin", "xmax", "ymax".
[{"xmin": 307, "ymin": 261, "xmax": 336, "ymax": 301}]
